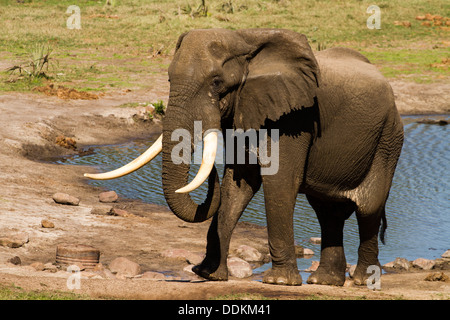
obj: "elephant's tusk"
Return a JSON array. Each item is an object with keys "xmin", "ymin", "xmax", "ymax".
[
  {"xmin": 84, "ymin": 135, "xmax": 162, "ymax": 180},
  {"xmin": 175, "ymin": 131, "xmax": 218, "ymax": 194}
]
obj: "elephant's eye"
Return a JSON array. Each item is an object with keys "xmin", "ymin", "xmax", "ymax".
[{"xmin": 211, "ymin": 78, "xmax": 223, "ymax": 90}]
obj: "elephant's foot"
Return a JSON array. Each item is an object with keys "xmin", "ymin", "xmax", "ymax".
[
  {"xmin": 263, "ymin": 267, "xmax": 302, "ymax": 286},
  {"xmin": 307, "ymin": 266, "xmax": 346, "ymax": 286},
  {"xmin": 192, "ymin": 262, "xmax": 228, "ymax": 281},
  {"xmin": 351, "ymin": 262, "xmax": 382, "ymax": 286}
]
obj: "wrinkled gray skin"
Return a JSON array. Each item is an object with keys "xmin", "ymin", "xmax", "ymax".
[{"xmin": 161, "ymin": 29, "xmax": 404, "ymax": 286}]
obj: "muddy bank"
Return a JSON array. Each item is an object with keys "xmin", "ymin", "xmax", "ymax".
[{"xmin": 0, "ymin": 83, "xmax": 449, "ymax": 300}]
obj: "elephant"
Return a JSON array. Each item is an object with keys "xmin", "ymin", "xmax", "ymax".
[{"xmin": 85, "ymin": 28, "xmax": 404, "ymax": 286}]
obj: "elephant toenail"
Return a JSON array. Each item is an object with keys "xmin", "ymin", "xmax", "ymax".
[{"xmin": 276, "ymin": 277, "xmax": 287, "ymax": 285}]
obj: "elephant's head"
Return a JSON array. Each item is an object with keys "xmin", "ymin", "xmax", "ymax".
[{"xmin": 84, "ymin": 28, "xmax": 320, "ymax": 223}]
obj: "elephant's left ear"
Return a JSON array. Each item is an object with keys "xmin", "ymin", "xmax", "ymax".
[{"xmin": 234, "ymin": 29, "xmax": 320, "ymax": 130}]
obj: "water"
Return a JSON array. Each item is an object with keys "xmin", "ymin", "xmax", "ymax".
[{"xmin": 57, "ymin": 115, "xmax": 449, "ymax": 271}]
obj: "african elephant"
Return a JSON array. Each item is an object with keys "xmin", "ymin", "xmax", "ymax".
[{"xmin": 85, "ymin": 29, "xmax": 404, "ymax": 286}]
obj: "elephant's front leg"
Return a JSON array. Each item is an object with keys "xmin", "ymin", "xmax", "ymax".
[
  {"xmin": 193, "ymin": 164, "xmax": 261, "ymax": 281},
  {"xmin": 261, "ymin": 132, "xmax": 311, "ymax": 286},
  {"xmin": 262, "ymin": 173, "xmax": 302, "ymax": 286}
]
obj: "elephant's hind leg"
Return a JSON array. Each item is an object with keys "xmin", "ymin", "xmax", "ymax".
[
  {"xmin": 306, "ymin": 196, "xmax": 354, "ymax": 286},
  {"xmin": 351, "ymin": 208, "xmax": 384, "ymax": 286}
]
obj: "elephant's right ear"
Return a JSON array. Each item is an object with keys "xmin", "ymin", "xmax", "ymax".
[{"xmin": 234, "ymin": 29, "xmax": 320, "ymax": 130}]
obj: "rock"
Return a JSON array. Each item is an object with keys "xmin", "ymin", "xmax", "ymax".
[
  {"xmin": 227, "ymin": 257, "xmax": 252, "ymax": 278},
  {"xmin": 310, "ymin": 237, "xmax": 321, "ymax": 245},
  {"xmin": 43, "ymin": 262, "xmax": 58, "ymax": 273},
  {"xmin": 111, "ymin": 208, "xmax": 135, "ymax": 217},
  {"xmin": 141, "ymin": 271, "xmax": 166, "ymax": 280},
  {"xmin": 7, "ymin": 256, "xmax": 21, "ymax": 265},
  {"xmin": 90, "ymin": 206, "xmax": 113, "ymax": 215},
  {"xmin": 416, "ymin": 119, "xmax": 448, "ymax": 125},
  {"xmin": 99, "ymin": 191, "xmax": 118, "ymax": 203},
  {"xmin": 30, "ymin": 262, "xmax": 45, "ymax": 271},
  {"xmin": 412, "ymin": 258, "xmax": 435, "ymax": 270},
  {"xmin": 0, "ymin": 233, "xmax": 29, "ymax": 248},
  {"xmin": 161, "ymin": 248, "xmax": 191, "ymax": 260},
  {"xmin": 52, "ymin": 193, "xmax": 80, "ymax": 206},
  {"xmin": 108, "ymin": 257, "xmax": 141, "ymax": 278},
  {"xmin": 294, "ymin": 245, "xmax": 314, "ymax": 257},
  {"xmin": 433, "ymin": 258, "xmax": 450, "ymax": 270},
  {"xmin": 424, "ymin": 272, "xmax": 449, "ymax": 282},
  {"xmin": 394, "ymin": 258, "xmax": 411, "ymax": 271},
  {"xmin": 41, "ymin": 219, "xmax": 55, "ymax": 228},
  {"xmin": 384, "ymin": 257, "xmax": 410, "ymax": 271},
  {"xmin": 442, "ymin": 250, "xmax": 450, "ymax": 259},
  {"xmin": 348, "ymin": 264, "xmax": 357, "ymax": 278},
  {"xmin": 235, "ymin": 245, "xmax": 263, "ymax": 262},
  {"xmin": 305, "ymin": 260, "xmax": 320, "ymax": 272}
]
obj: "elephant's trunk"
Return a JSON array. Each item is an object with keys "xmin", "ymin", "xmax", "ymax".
[{"xmin": 161, "ymin": 102, "xmax": 221, "ymax": 223}]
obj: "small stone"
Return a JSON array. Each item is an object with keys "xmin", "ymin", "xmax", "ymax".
[
  {"xmin": 30, "ymin": 262, "xmax": 45, "ymax": 271},
  {"xmin": 41, "ymin": 219, "xmax": 55, "ymax": 228},
  {"xmin": 44, "ymin": 262, "xmax": 58, "ymax": 273},
  {"xmin": 294, "ymin": 245, "xmax": 304, "ymax": 257},
  {"xmin": 90, "ymin": 206, "xmax": 113, "ymax": 215},
  {"xmin": 99, "ymin": 191, "xmax": 118, "ymax": 203},
  {"xmin": 111, "ymin": 208, "xmax": 135, "ymax": 217},
  {"xmin": 227, "ymin": 257, "xmax": 252, "ymax": 278},
  {"xmin": 310, "ymin": 237, "xmax": 321, "ymax": 244},
  {"xmin": 108, "ymin": 257, "xmax": 141, "ymax": 277},
  {"xmin": 52, "ymin": 193, "xmax": 80, "ymax": 206},
  {"xmin": 348, "ymin": 264, "xmax": 357, "ymax": 278},
  {"xmin": 235, "ymin": 245, "xmax": 263, "ymax": 262},
  {"xmin": 0, "ymin": 233, "xmax": 29, "ymax": 248},
  {"xmin": 295, "ymin": 246, "xmax": 314, "ymax": 257},
  {"xmin": 141, "ymin": 271, "xmax": 166, "ymax": 280},
  {"xmin": 305, "ymin": 260, "xmax": 320, "ymax": 272},
  {"xmin": 412, "ymin": 258, "xmax": 435, "ymax": 270},
  {"xmin": 393, "ymin": 257, "xmax": 411, "ymax": 271},
  {"xmin": 161, "ymin": 248, "xmax": 190, "ymax": 260},
  {"xmin": 424, "ymin": 272, "xmax": 449, "ymax": 282},
  {"xmin": 442, "ymin": 250, "xmax": 450, "ymax": 259},
  {"xmin": 7, "ymin": 256, "xmax": 21, "ymax": 265}
]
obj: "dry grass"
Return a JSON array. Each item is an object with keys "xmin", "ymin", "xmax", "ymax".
[{"xmin": 0, "ymin": 0, "xmax": 448, "ymax": 92}]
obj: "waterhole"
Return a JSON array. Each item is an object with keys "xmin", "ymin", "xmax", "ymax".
[{"xmin": 56, "ymin": 115, "xmax": 449, "ymax": 271}]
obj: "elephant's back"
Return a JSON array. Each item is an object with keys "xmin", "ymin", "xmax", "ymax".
[
  {"xmin": 315, "ymin": 47, "xmax": 370, "ymax": 64},
  {"xmin": 314, "ymin": 47, "xmax": 394, "ymax": 112}
]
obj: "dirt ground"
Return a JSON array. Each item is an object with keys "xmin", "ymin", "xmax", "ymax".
[{"xmin": 0, "ymin": 79, "xmax": 449, "ymax": 300}]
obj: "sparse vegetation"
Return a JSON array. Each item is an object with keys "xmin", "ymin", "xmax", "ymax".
[
  {"xmin": 153, "ymin": 100, "xmax": 166, "ymax": 115},
  {"xmin": 0, "ymin": 283, "xmax": 91, "ymax": 300},
  {"xmin": 0, "ymin": 0, "xmax": 447, "ymax": 91}
]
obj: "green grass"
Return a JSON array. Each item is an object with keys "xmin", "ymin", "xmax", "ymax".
[
  {"xmin": 0, "ymin": 283, "xmax": 92, "ymax": 300},
  {"xmin": 0, "ymin": 0, "xmax": 448, "ymax": 92}
]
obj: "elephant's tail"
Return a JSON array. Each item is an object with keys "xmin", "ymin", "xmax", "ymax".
[{"xmin": 379, "ymin": 208, "xmax": 387, "ymax": 245}]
